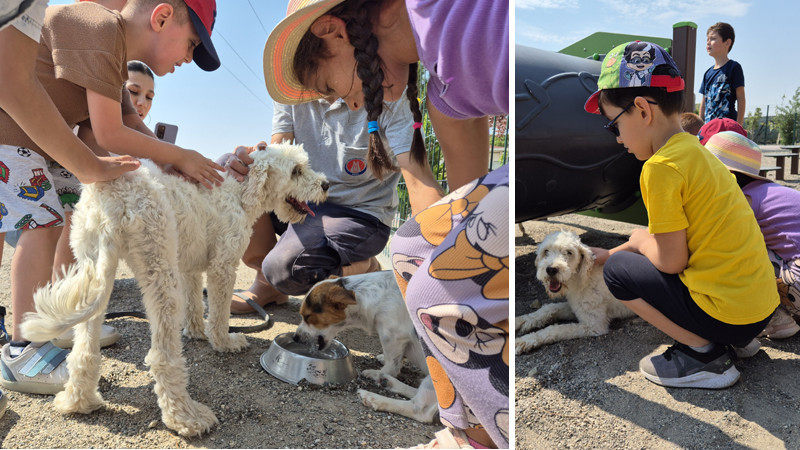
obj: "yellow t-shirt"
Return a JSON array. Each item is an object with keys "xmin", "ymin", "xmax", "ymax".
[{"xmin": 641, "ymin": 132, "xmax": 778, "ymax": 325}]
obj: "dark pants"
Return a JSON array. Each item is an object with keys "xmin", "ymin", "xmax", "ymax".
[
  {"xmin": 603, "ymin": 251, "xmax": 772, "ymax": 347},
  {"xmin": 262, "ymin": 202, "xmax": 389, "ymax": 295}
]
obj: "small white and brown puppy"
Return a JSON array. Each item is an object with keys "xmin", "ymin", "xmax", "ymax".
[
  {"xmin": 515, "ymin": 230, "xmax": 635, "ymax": 355},
  {"xmin": 294, "ymin": 270, "xmax": 437, "ymax": 423}
]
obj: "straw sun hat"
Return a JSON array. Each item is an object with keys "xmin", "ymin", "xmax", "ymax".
[
  {"xmin": 263, "ymin": 0, "xmax": 345, "ymax": 105},
  {"xmin": 704, "ymin": 130, "xmax": 771, "ymax": 182}
]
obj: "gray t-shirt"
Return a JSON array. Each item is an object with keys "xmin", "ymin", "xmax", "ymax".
[{"xmin": 272, "ymin": 95, "xmax": 413, "ymax": 226}]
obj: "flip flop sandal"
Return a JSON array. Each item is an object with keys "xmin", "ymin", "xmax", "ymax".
[{"xmin": 230, "ymin": 290, "xmax": 289, "ymax": 315}]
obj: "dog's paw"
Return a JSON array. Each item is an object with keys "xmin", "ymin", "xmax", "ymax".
[
  {"xmin": 183, "ymin": 325, "xmax": 207, "ymax": 340},
  {"xmin": 515, "ymin": 334, "xmax": 541, "ymax": 355},
  {"xmin": 210, "ymin": 332, "xmax": 249, "ymax": 352},
  {"xmin": 162, "ymin": 398, "xmax": 219, "ymax": 437},
  {"xmin": 53, "ymin": 386, "xmax": 104, "ymax": 414},
  {"xmin": 357, "ymin": 389, "xmax": 381, "ymax": 411},
  {"xmin": 361, "ymin": 369, "xmax": 383, "ymax": 384},
  {"xmin": 515, "ymin": 316, "xmax": 532, "ymax": 333}
]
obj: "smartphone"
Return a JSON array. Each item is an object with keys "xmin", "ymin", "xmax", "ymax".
[{"xmin": 154, "ymin": 122, "xmax": 178, "ymax": 144}]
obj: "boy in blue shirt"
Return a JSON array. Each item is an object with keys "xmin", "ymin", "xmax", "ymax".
[{"xmin": 699, "ymin": 22, "xmax": 746, "ymax": 125}]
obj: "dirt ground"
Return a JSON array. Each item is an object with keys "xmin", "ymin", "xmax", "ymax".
[
  {"xmin": 0, "ymin": 248, "xmax": 440, "ymax": 448},
  {"xmin": 515, "ymin": 167, "xmax": 800, "ymax": 449}
]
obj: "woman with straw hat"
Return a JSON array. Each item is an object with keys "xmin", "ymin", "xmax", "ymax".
[{"xmin": 263, "ymin": 1, "xmax": 509, "ymax": 448}]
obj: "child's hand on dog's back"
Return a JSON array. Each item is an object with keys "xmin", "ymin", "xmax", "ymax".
[{"xmin": 173, "ymin": 148, "xmax": 225, "ymax": 189}]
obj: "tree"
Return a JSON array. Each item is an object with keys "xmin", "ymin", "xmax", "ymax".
[
  {"xmin": 745, "ymin": 107, "xmax": 762, "ymax": 135},
  {"xmin": 774, "ymin": 87, "xmax": 800, "ymax": 145}
]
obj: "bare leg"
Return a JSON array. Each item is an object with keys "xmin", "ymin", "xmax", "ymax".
[
  {"xmin": 52, "ymin": 212, "xmax": 75, "ymax": 282},
  {"xmin": 12, "ymin": 227, "xmax": 61, "ymax": 340},
  {"xmin": 341, "ymin": 256, "xmax": 381, "ymax": 277},
  {"xmin": 230, "ymin": 214, "xmax": 287, "ymax": 314}
]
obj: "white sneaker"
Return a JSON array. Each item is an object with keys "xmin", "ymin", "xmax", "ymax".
[
  {"xmin": 759, "ymin": 306, "xmax": 800, "ymax": 339},
  {"xmin": 0, "ymin": 342, "xmax": 68, "ymax": 395},
  {"xmin": 733, "ymin": 338, "xmax": 761, "ymax": 359},
  {"xmin": 52, "ymin": 324, "xmax": 121, "ymax": 349}
]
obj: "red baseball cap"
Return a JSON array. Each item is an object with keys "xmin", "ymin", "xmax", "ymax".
[
  {"xmin": 697, "ymin": 118, "xmax": 747, "ymax": 145},
  {"xmin": 184, "ymin": 0, "xmax": 219, "ymax": 71}
]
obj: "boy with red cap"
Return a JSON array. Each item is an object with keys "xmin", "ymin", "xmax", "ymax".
[
  {"xmin": 697, "ymin": 117, "xmax": 748, "ymax": 145},
  {"xmin": 0, "ymin": 0, "xmax": 222, "ymax": 396},
  {"xmin": 586, "ymin": 41, "xmax": 777, "ymax": 389}
]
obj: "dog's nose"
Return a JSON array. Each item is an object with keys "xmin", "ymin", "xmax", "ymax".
[
  {"xmin": 321, "ymin": 181, "xmax": 330, "ymax": 192},
  {"xmin": 292, "ymin": 333, "xmax": 301, "ymax": 343},
  {"xmin": 546, "ymin": 267, "xmax": 558, "ymax": 276}
]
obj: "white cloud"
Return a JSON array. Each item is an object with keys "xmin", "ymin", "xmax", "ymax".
[
  {"xmin": 516, "ymin": 0, "xmax": 579, "ymax": 10},
  {"xmin": 518, "ymin": 26, "xmax": 582, "ymax": 46},
  {"xmin": 599, "ymin": 0, "xmax": 750, "ymax": 19}
]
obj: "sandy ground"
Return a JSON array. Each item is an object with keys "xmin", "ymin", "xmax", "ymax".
[
  {"xmin": 515, "ymin": 165, "xmax": 800, "ymax": 448},
  {"xmin": 0, "ymin": 246, "xmax": 440, "ymax": 448}
]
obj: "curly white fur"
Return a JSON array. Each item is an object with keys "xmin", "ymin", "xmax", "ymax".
[
  {"xmin": 21, "ymin": 143, "xmax": 328, "ymax": 436},
  {"xmin": 515, "ymin": 230, "xmax": 635, "ymax": 355}
]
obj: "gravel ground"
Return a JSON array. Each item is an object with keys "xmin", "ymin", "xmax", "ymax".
[
  {"xmin": 0, "ymin": 250, "xmax": 440, "ymax": 448},
  {"xmin": 515, "ymin": 166, "xmax": 800, "ymax": 449}
]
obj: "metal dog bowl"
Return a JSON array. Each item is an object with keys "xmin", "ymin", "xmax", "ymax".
[{"xmin": 260, "ymin": 332, "xmax": 357, "ymax": 385}]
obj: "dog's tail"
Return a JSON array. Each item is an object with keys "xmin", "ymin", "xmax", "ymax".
[{"xmin": 21, "ymin": 238, "xmax": 119, "ymax": 342}]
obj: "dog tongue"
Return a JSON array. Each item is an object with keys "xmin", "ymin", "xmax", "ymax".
[
  {"xmin": 288, "ymin": 197, "xmax": 315, "ymax": 217},
  {"xmin": 549, "ymin": 280, "xmax": 561, "ymax": 292},
  {"xmin": 300, "ymin": 201, "xmax": 315, "ymax": 217}
]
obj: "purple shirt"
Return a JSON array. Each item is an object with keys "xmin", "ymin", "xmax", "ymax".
[
  {"xmin": 405, "ymin": 0, "xmax": 508, "ymax": 119},
  {"xmin": 744, "ymin": 180, "xmax": 800, "ymax": 261}
]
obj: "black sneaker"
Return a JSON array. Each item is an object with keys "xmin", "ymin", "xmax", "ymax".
[{"xmin": 639, "ymin": 342, "xmax": 740, "ymax": 389}]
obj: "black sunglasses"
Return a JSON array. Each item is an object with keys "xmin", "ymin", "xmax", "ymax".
[{"xmin": 604, "ymin": 100, "xmax": 659, "ymax": 136}]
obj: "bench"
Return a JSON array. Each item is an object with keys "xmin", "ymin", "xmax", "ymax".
[
  {"xmin": 779, "ymin": 145, "xmax": 800, "ymax": 175},
  {"xmin": 759, "ymin": 165, "xmax": 782, "ymax": 180},
  {"xmin": 762, "ymin": 151, "xmax": 797, "ymax": 181}
]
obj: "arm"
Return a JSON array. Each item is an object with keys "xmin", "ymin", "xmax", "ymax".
[
  {"xmin": 0, "ymin": 25, "xmax": 139, "ymax": 183},
  {"xmin": 628, "ymin": 228, "xmax": 688, "ymax": 274},
  {"xmin": 76, "ymin": 112, "xmax": 157, "ymax": 156},
  {"xmin": 270, "ymin": 132, "xmax": 294, "ymax": 145},
  {"xmin": 698, "ymin": 95, "xmax": 706, "ymax": 121},
  {"xmin": 396, "ymin": 153, "xmax": 444, "ymax": 215},
  {"xmin": 736, "ymin": 86, "xmax": 746, "ymax": 125},
  {"xmin": 86, "ymin": 89, "xmax": 224, "ymax": 188},
  {"xmin": 426, "ymin": 97, "xmax": 490, "ymax": 191},
  {"xmin": 592, "ymin": 228, "xmax": 689, "ymax": 274}
]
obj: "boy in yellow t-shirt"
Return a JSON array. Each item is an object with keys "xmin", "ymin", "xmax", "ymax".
[{"xmin": 585, "ymin": 41, "xmax": 778, "ymax": 389}]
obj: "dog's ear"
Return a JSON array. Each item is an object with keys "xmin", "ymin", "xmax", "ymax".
[
  {"xmin": 577, "ymin": 242, "xmax": 596, "ymax": 278},
  {"xmin": 331, "ymin": 287, "xmax": 358, "ymax": 309}
]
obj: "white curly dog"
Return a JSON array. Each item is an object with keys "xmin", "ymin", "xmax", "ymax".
[
  {"xmin": 21, "ymin": 143, "xmax": 328, "ymax": 436},
  {"xmin": 515, "ymin": 230, "xmax": 635, "ymax": 355}
]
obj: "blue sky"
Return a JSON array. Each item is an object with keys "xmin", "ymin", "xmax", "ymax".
[
  {"xmin": 51, "ymin": 0, "xmax": 288, "ymax": 161},
  {"xmin": 515, "ymin": 0, "xmax": 800, "ymax": 119}
]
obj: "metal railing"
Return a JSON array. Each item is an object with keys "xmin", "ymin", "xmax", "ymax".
[{"xmin": 391, "ymin": 67, "xmax": 509, "ymax": 231}]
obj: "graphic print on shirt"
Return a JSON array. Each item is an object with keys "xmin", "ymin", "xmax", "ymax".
[
  {"xmin": 704, "ymin": 73, "xmax": 732, "ymax": 121},
  {"xmin": 344, "ymin": 158, "xmax": 367, "ymax": 176}
]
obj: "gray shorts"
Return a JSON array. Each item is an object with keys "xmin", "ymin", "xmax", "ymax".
[
  {"xmin": 262, "ymin": 202, "xmax": 390, "ymax": 295},
  {"xmin": 0, "ymin": 0, "xmax": 47, "ymax": 42}
]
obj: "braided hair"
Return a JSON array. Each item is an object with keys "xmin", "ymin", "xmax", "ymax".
[{"xmin": 293, "ymin": 0, "xmax": 427, "ymax": 178}]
